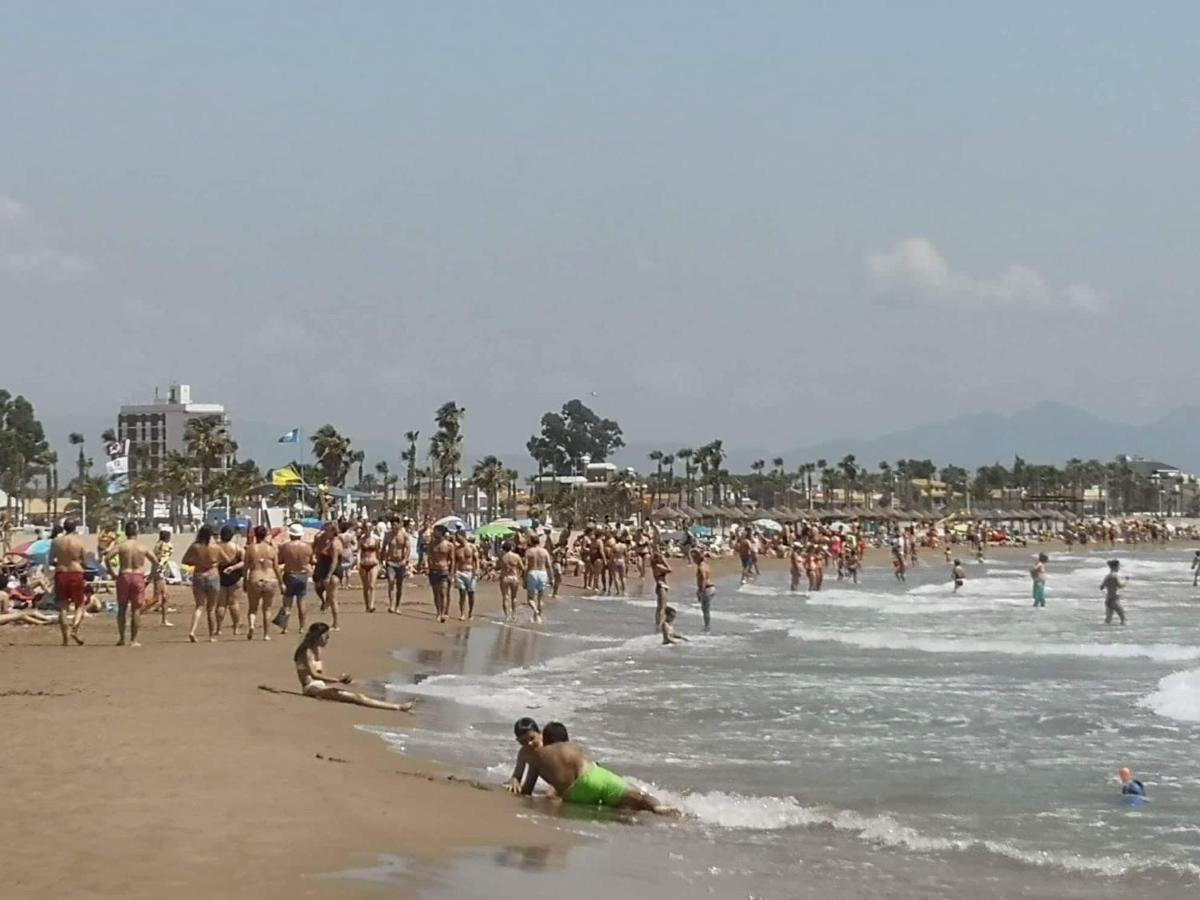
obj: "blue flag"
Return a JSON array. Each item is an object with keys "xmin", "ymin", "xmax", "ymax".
[{"xmin": 278, "ymin": 428, "xmax": 299, "ymax": 444}]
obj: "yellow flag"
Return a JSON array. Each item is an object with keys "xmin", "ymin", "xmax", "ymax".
[{"xmin": 272, "ymin": 465, "xmax": 302, "ymax": 487}]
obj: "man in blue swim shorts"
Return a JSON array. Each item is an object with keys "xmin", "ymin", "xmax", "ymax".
[
  {"xmin": 453, "ymin": 532, "xmax": 479, "ymax": 620},
  {"xmin": 506, "ymin": 718, "xmax": 678, "ymax": 815},
  {"xmin": 1030, "ymin": 552, "xmax": 1048, "ymax": 607},
  {"xmin": 524, "ymin": 533, "xmax": 552, "ymax": 623}
]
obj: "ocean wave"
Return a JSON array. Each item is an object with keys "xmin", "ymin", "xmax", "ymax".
[
  {"xmin": 644, "ymin": 787, "xmax": 1200, "ymax": 878},
  {"xmin": 1139, "ymin": 667, "xmax": 1200, "ymax": 723},
  {"xmin": 789, "ymin": 626, "xmax": 1200, "ymax": 662}
]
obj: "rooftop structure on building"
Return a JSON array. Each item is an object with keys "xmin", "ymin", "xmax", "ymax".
[
  {"xmin": 117, "ymin": 384, "xmax": 231, "ymax": 472},
  {"xmin": 1118, "ymin": 456, "xmax": 1184, "ymax": 479}
]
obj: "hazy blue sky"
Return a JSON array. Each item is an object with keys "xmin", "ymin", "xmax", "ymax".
[{"xmin": 3, "ymin": 2, "xmax": 1198, "ymax": 468}]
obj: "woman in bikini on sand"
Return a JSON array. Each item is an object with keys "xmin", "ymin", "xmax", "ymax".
[
  {"xmin": 293, "ymin": 622, "xmax": 414, "ymax": 711},
  {"xmin": 243, "ymin": 525, "xmax": 280, "ymax": 640},
  {"xmin": 215, "ymin": 524, "xmax": 244, "ymax": 636},
  {"xmin": 357, "ymin": 522, "xmax": 381, "ymax": 613},
  {"xmin": 182, "ymin": 525, "xmax": 222, "ymax": 643}
]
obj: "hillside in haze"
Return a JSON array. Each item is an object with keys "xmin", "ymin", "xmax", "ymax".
[
  {"xmin": 782, "ymin": 402, "xmax": 1200, "ymax": 474},
  {"xmin": 613, "ymin": 403, "xmax": 1200, "ymax": 476}
]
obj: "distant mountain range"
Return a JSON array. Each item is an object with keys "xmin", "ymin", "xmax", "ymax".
[{"xmin": 612, "ymin": 402, "xmax": 1200, "ymax": 476}]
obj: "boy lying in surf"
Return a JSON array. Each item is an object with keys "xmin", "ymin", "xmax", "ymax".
[{"xmin": 505, "ymin": 718, "xmax": 679, "ymax": 816}]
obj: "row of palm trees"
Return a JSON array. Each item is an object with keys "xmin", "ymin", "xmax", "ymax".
[{"xmin": 635, "ymin": 450, "xmax": 1195, "ymax": 516}]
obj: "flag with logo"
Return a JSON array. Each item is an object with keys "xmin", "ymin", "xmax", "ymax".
[{"xmin": 277, "ymin": 428, "xmax": 300, "ymax": 444}]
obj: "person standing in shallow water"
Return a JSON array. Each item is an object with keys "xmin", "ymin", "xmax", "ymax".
[
  {"xmin": 692, "ymin": 548, "xmax": 714, "ymax": 631},
  {"xmin": 1030, "ymin": 553, "xmax": 1048, "ymax": 608},
  {"xmin": 1101, "ymin": 559, "xmax": 1126, "ymax": 625}
]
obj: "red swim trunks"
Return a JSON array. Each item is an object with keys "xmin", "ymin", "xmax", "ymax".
[
  {"xmin": 55, "ymin": 571, "xmax": 87, "ymax": 609},
  {"xmin": 116, "ymin": 572, "xmax": 147, "ymax": 610}
]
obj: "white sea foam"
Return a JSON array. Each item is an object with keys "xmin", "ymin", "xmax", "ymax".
[
  {"xmin": 1140, "ymin": 667, "xmax": 1200, "ymax": 722},
  {"xmin": 789, "ymin": 626, "xmax": 1200, "ymax": 662},
  {"xmin": 643, "ymin": 787, "xmax": 1198, "ymax": 877},
  {"xmin": 736, "ymin": 583, "xmax": 785, "ymax": 597}
]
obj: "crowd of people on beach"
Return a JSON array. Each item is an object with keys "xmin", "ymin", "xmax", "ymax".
[{"xmin": 2, "ymin": 505, "xmax": 1183, "ymax": 821}]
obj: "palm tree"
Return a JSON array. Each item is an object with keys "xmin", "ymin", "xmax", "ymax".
[
  {"xmin": 839, "ymin": 455, "xmax": 859, "ymax": 504},
  {"xmin": 65, "ymin": 475, "xmax": 112, "ymax": 531},
  {"xmin": 129, "ymin": 444, "xmax": 160, "ymax": 525},
  {"xmin": 310, "ymin": 425, "xmax": 352, "ymax": 487},
  {"xmin": 403, "ymin": 430, "xmax": 420, "ymax": 505},
  {"xmin": 374, "ymin": 461, "xmax": 396, "ymax": 504},
  {"xmin": 185, "ymin": 416, "xmax": 238, "ymax": 514},
  {"xmin": 209, "ymin": 460, "xmax": 262, "ymax": 516},
  {"xmin": 676, "ymin": 448, "xmax": 694, "ymax": 505},
  {"xmin": 504, "ymin": 468, "xmax": 520, "ymax": 517},
  {"xmin": 434, "ymin": 402, "xmax": 466, "ymax": 510},
  {"xmin": 772, "ymin": 457, "xmax": 785, "ymax": 477},
  {"xmin": 69, "ymin": 432, "xmax": 87, "ymax": 485},
  {"xmin": 42, "ymin": 449, "xmax": 59, "ymax": 520},
  {"xmin": 162, "ymin": 451, "xmax": 197, "ymax": 529},
  {"xmin": 472, "ymin": 456, "xmax": 506, "ymax": 521},
  {"xmin": 648, "ymin": 450, "xmax": 663, "ymax": 506}
]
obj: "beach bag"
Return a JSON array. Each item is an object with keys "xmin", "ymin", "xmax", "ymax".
[{"xmin": 271, "ymin": 607, "xmax": 288, "ymax": 629}]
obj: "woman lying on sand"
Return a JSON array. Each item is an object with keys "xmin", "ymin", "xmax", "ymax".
[{"xmin": 293, "ymin": 622, "xmax": 414, "ymax": 711}]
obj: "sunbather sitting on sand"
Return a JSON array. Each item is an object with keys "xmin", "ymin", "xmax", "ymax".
[
  {"xmin": 293, "ymin": 622, "xmax": 414, "ymax": 712},
  {"xmin": 506, "ymin": 717, "xmax": 679, "ymax": 815},
  {"xmin": 1, "ymin": 590, "xmax": 56, "ymax": 626}
]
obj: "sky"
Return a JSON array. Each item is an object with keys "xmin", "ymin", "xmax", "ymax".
[{"xmin": 2, "ymin": 2, "xmax": 1198, "ymax": 471}]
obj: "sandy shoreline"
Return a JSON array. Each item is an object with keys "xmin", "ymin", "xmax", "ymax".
[{"xmin": 2, "ymin": 540, "xmax": 1122, "ymax": 898}]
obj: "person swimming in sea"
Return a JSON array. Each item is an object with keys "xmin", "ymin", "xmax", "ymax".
[
  {"xmin": 505, "ymin": 717, "xmax": 679, "ymax": 815},
  {"xmin": 1119, "ymin": 767, "xmax": 1146, "ymax": 804},
  {"xmin": 1191, "ymin": 551, "xmax": 1200, "ymax": 587}
]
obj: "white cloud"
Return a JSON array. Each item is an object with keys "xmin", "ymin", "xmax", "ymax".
[
  {"xmin": 868, "ymin": 238, "xmax": 1103, "ymax": 312},
  {"xmin": 0, "ymin": 195, "xmax": 93, "ymax": 283}
]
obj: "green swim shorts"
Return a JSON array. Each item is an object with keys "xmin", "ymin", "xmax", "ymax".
[{"xmin": 563, "ymin": 764, "xmax": 628, "ymax": 807}]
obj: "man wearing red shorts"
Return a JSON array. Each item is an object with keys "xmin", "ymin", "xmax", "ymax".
[
  {"xmin": 49, "ymin": 519, "xmax": 88, "ymax": 646},
  {"xmin": 116, "ymin": 521, "xmax": 156, "ymax": 647}
]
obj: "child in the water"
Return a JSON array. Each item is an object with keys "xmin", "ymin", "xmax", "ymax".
[{"xmin": 952, "ymin": 560, "xmax": 965, "ymax": 592}]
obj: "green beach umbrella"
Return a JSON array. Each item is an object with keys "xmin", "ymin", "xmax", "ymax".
[{"xmin": 477, "ymin": 520, "xmax": 519, "ymax": 539}]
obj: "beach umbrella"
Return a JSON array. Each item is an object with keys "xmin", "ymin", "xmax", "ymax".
[
  {"xmin": 649, "ymin": 507, "xmax": 674, "ymax": 522},
  {"xmin": 477, "ymin": 521, "xmax": 518, "ymax": 539},
  {"xmin": 434, "ymin": 515, "xmax": 468, "ymax": 532},
  {"xmin": 25, "ymin": 538, "xmax": 51, "ymax": 564},
  {"xmin": 753, "ymin": 518, "xmax": 783, "ymax": 533}
]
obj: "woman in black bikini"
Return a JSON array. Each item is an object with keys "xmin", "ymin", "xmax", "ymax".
[{"xmin": 215, "ymin": 524, "xmax": 244, "ymax": 636}]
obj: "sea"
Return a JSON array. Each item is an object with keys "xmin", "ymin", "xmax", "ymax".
[{"xmin": 352, "ymin": 548, "xmax": 1200, "ymax": 898}]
